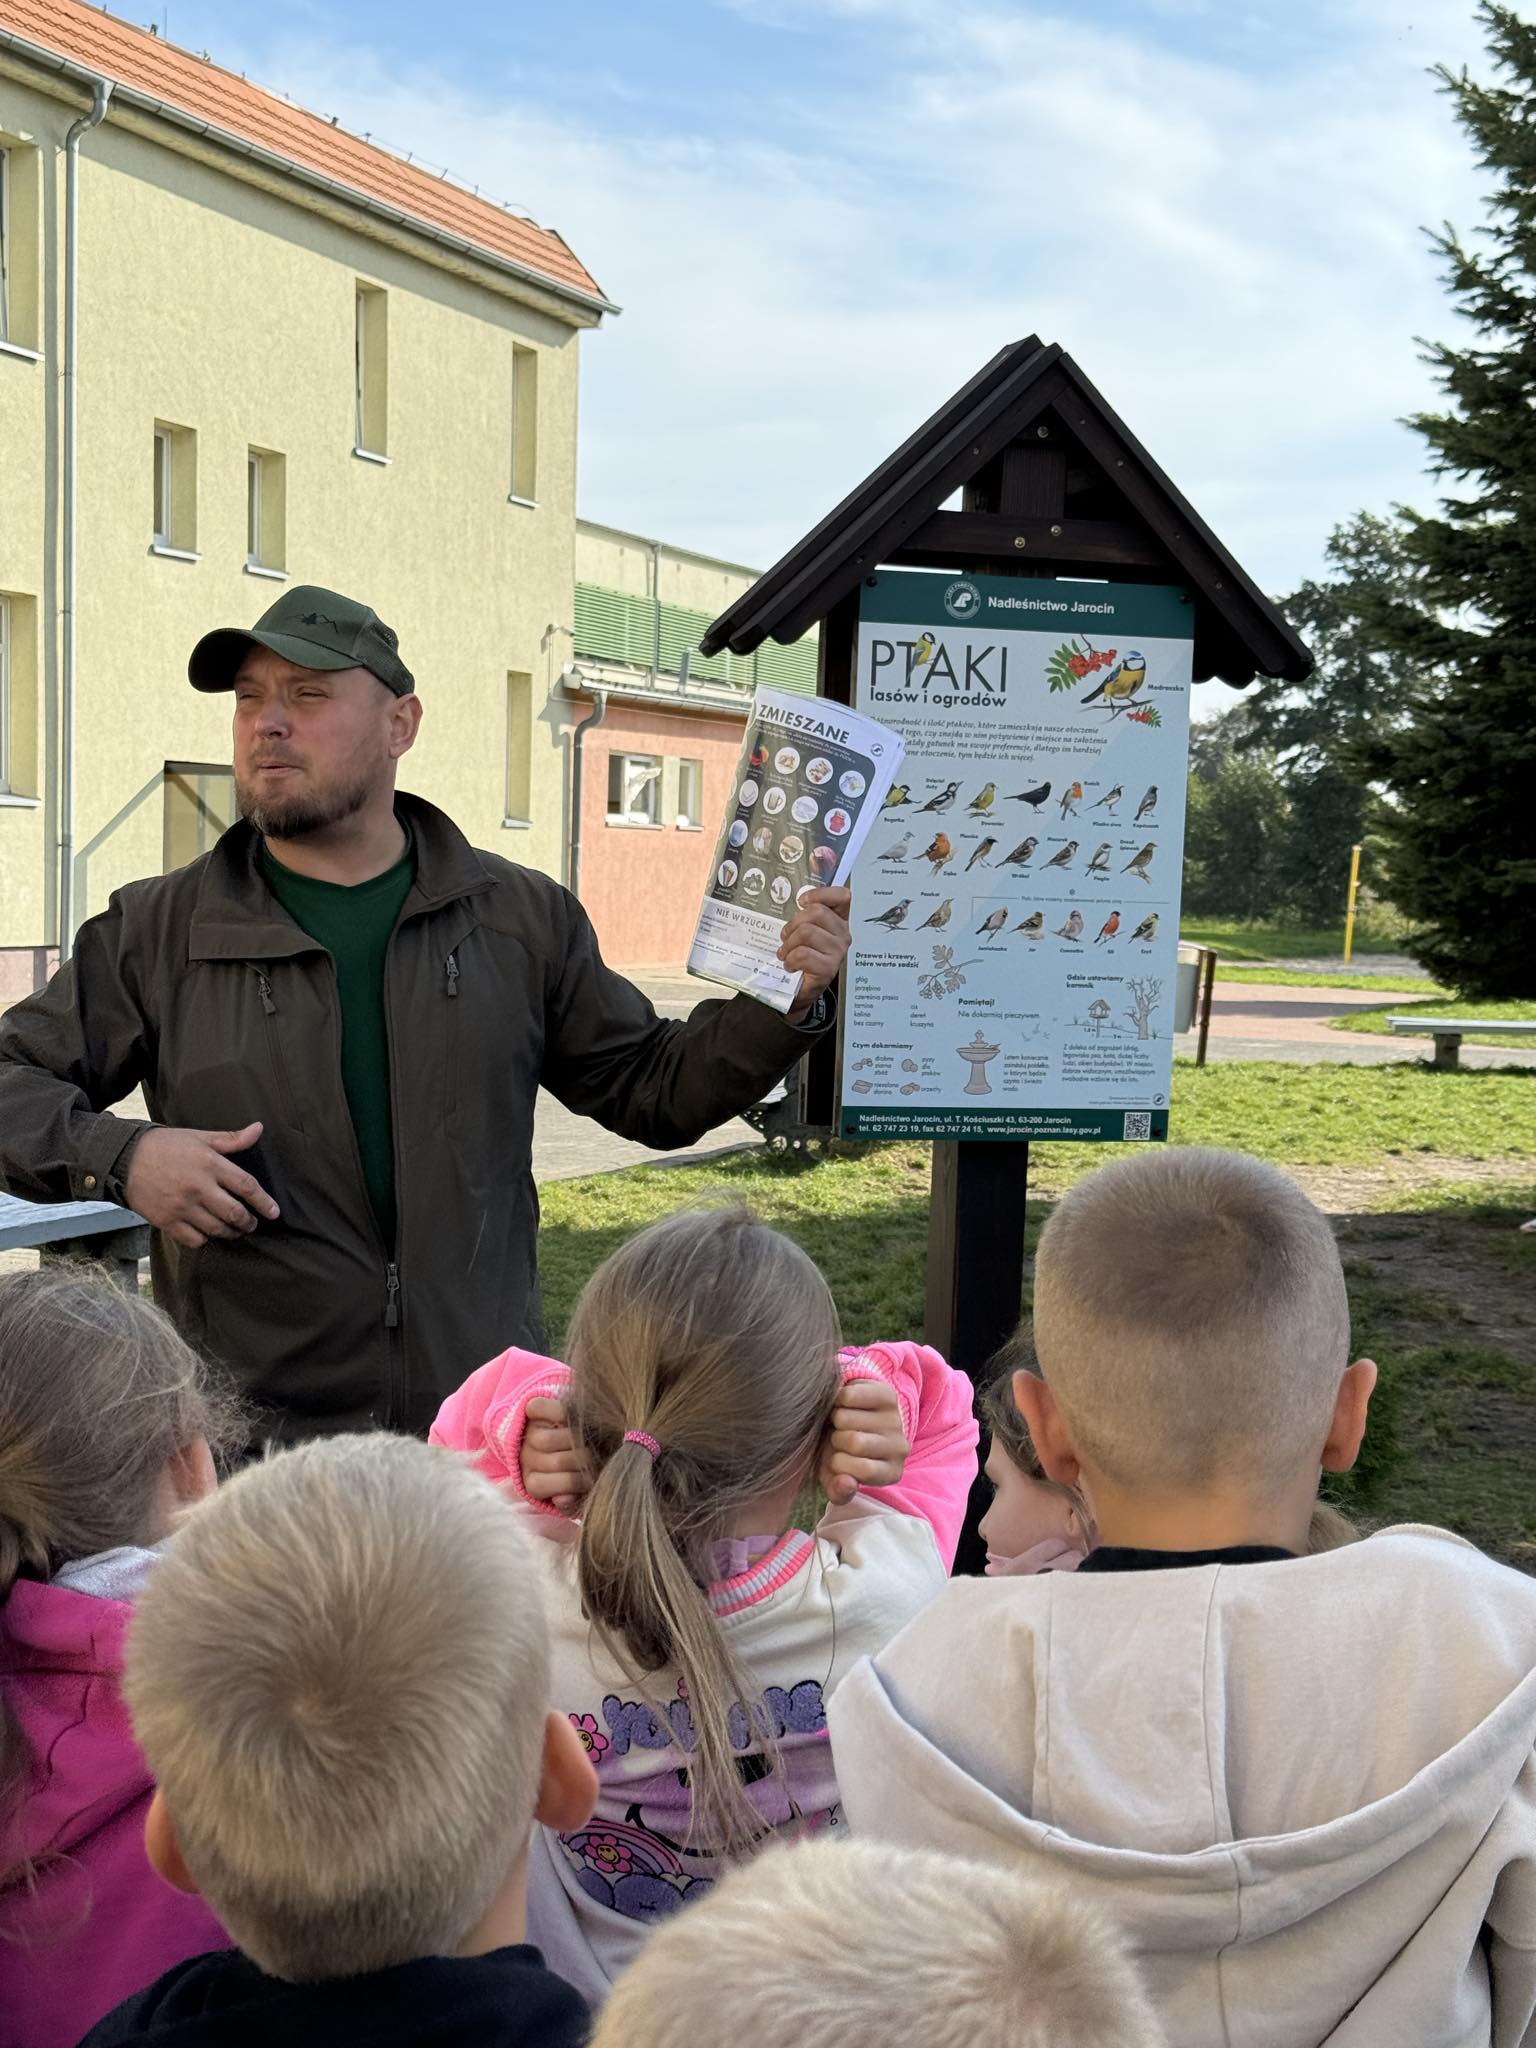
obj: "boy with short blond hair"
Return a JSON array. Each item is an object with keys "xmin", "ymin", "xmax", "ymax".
[
  {"xmin": 81, "ymin": 1433, "xmax": 598, "ymax": 2047},
  {"xmin": 831, "ymin": 1148, "xmax": 1536, "ymax": 2048},
  {"xmin": 1026, "ymin": 1145, "xmax": 1371, "ymax": 1555},
  {"xmin": 591, "ymin": 1836, "xmax": 1164, "ymax": 2048}
]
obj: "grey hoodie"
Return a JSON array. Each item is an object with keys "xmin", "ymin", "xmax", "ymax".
[{"xmin": 829, "ymin": 1526, "xmax": 1536, "ymax": 2048}]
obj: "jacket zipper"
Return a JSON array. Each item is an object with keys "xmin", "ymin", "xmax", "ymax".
[
  {"xmin": 444, "ymin": 949, "xmax": 460, "ymax": 1119},
  {"xmin": 253, "ymin": 970, "xmax": 302, "ymax": 1130},
  {"xmin": 327, "ymin": 958, "xmax": 399, "ymax": 1414},
  {"xmin": 381, "ymin": 922, "xmax": 409, "ymax": 1430},
  {"xmin": 286, "ymin": 951, "xmax": 399, "ymax": 1421}
]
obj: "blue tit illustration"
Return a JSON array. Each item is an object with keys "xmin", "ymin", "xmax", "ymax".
[{"xmin": 1081, "ymin": 652, "xmax": 1147, "ymax": 709}]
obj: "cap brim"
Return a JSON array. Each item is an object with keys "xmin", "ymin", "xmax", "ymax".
[{"xmin": 188, "ymin": 627, "xmax": 361, "ymax": 692}]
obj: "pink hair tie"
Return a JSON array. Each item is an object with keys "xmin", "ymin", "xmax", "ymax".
[{"xmin": 623, "ymin": 1430, "xmax": 662, "ymax": 1459}]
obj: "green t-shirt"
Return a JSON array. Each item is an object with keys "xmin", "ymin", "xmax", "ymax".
[{"xmin": 260, "ymin": 830, "xmax": 417, "ymax": 1246}]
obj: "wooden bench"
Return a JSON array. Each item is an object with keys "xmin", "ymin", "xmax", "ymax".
[
  {"xmin": 0, "ymin": 1192, "xmax": 150, "ymax": 1291},
  {"xmin": 1387, "ymin": 1016, "xmax": 1536, "ymax": 1071}
]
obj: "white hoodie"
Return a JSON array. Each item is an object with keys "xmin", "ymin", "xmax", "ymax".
[{"xmin": 829, "ymin": 1526, "xmax": 1536, "ymax": 2048}]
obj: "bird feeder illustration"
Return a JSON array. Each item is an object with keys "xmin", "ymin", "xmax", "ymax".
[
  {"xmin": 1086, "ymin": 997, "xmax": 1113, "ymax": 1036},
  {"xmin": 957, "ymin": 1030, "xmax": 1002, "ymax": 1095}
]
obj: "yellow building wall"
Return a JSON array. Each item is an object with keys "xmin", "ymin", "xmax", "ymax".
[
  {"xmin": 0, "ymin": 73, "xmax": 55, "ymax": 953},
  {"xmin": 0, "ymin": 61, "xmax": 590, "ymax": 965}
]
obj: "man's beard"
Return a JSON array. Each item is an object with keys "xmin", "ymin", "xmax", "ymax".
[{"xmin": 237, "ymin": 765, "xmax": 374, "ymax": 840}]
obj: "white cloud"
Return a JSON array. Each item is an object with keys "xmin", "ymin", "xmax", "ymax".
[{"xmin": 198, "ymin": 0, "xmax": 1490, "ymax": 596}]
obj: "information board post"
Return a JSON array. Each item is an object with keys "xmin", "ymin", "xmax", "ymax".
[
  {"xmin": 921, "ymin": 449, "xmax": 1053, "ymax": 1438},
  {"xmin": 697, "ymin": 338, "xmax": 1315, "ymax": 1576},
  {"xmin": 842, "ymin": 450, "xmax": 1196, "ymax": 1569}
]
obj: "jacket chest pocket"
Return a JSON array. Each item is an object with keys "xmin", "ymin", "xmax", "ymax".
[
  {"xmin": 426, "ymin": 935, "xmax": 543, "ymax": 1175},
  {"xmin": 254, "ymin": 969, "xmax": 308, "ymax": 1133}
]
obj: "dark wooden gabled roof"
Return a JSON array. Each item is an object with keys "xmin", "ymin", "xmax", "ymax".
[{"xmin": 700, "ymin": 337, "xmax": 1312, "ymax": 687}]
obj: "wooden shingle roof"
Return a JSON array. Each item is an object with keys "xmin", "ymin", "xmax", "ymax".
[{"xmin": 701, "ymin": 338, "xmax": 1310, "ymax": 686}]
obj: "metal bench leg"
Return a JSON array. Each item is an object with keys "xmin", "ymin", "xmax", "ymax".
[
  {"xmin": 39, "ymin": 1229, "xmax": 150, "ymax": 1294},
  {"xmin": 1431, "ymin": 1033, "xmax": 1462, "ymax": 1072}
]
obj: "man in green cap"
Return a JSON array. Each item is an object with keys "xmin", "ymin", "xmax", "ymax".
[{"xmin": 0, "ymin": 587, "xmax": 850, "ymax": 1442}]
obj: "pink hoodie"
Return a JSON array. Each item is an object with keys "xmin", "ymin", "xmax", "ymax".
[
  {"xmin": 432, "ymin": 1339, "xmax": 978, "ymax": 1565},
  {"xmin": 0, "ymin": 1576, "xmax": 229, "ymax": 2048}
]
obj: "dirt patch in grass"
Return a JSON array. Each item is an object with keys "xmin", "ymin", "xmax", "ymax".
[
  {"xmin": 1341, "ymin": 1214, "xmax": 1533, "ymax": 1360},
  {"xmin": 1289, "ymin": 1156, "xmax": 1535, "ymax": 1212},
  {"xmin": 1455, "ymin": 1386, "xmax": 1536, "ymax": 1458},
  {"xmin": 1328, "ymin": 1194, "xmax": 1535, "ymax": 1566}
]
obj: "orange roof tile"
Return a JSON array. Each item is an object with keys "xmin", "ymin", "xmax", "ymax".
[{"xmin": 0, "ymin": 0, "xmax": 610, "ymax": 309}]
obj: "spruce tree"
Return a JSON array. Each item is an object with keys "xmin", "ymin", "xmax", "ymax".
[{"xmin": 1361, "ymin": 2, "xmax": 1536, "ymax": 996}]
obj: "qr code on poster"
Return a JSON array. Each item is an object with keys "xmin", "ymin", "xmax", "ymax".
[{"xmin": 1122, "ymin": 1111, "xmax": 1153, "ymax": 1141}]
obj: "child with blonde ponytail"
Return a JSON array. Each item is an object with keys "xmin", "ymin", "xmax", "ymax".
[
  {"xmin": 432, "ymin": 1206, "xmax": 977, "ymax": 2004},
  {"xmin": 0, "ymin": 1269, "xmax": 244, "ymax": 2047}
]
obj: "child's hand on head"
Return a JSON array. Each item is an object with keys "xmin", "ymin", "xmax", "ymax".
[
  {"xmin": 521, "ymin": 1397, "xmax": 593, "ymax": 1517},
  {"xmin": 820, "ymin": 1378, "xmax": 910, "ymax": 1506}
]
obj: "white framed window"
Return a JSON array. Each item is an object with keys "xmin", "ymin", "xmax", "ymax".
[
  {"xmin": 0, "ymin": 590, "xmax": 36, "ymax": 798},
  {"xmin": 676, "ymin": 757, "xmax": 703, "ymax": 828},
  {"xmin": 0, "ymin": 585, "xmax": 37, "ymax": 798},
  {"xmin": 0, "ymin": 140, "xmax": 39, "ymax": 353},
  {"xmin": 355, "ymin": 283, "xmax": 388, "ymax": 456},
  {"xmin": 0, "ymin": 147, "xmax": 11, "ymax": 345},
  {"xmin": 510, "ymin": 343, "xmax": 538, "ymax": 503},
  {"xmin": 0, "ymin": 594, "xmax": 10, "ymax": 794},
  {"xmin": 152, "ymin": 426, "xmax": 171, "ymax": 546},
  {"xmin": 607, "ymin": 751, "xmax": 661, "ymax": 825},
  {"xmin": 244, "ymin": 454, "xmax": 260, "ymax": 565},
  {"xmin": 505, "ymin": 670, "xmax": 532, "ymax": 821},
  {"xmin": 163, "ymin": 762, "xmax": 237, "ymax": 872},
  {"xmin": 246, "ymin": 448, "xmax": 287, "ymax": 573},
  {"xmin": 247, "ymin": 452, "xmax": 264, "ymax": 565},
  {"xmin": 152, "ymin": 423, "xmax": 198, "ymax": 555}
]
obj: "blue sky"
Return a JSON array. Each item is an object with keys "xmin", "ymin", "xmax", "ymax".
[{"xmin": 154, "ymin": 0, "xmax": 1488, "ymax": 600}]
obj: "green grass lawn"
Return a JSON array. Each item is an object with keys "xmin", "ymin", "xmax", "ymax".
[
  {"xmin": 537, "ymin": 1060, "xmax": 1536, "ymax": 1565},
  {"xmin": 1181, "ymin": 915, "xmax": 1407, "ymax": 962},
  {"xmin": 1113, "ymin": 1058, "xmax": 1533, "ymax": 1167},
  {"xmin": 1213, "ymin": 966, "xmax": 1449, "ymax": 993},
  {"xmin": 1329, "ymin": 995, "xmax": 1536, "ymax": 1048}
]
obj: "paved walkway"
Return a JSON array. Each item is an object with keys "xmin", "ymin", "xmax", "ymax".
[
  {"xmin": 531, "ymin": 970, "xmax": 761, "ymax": 1182},
  {"xmin": 1248, "ymin": 953, "xmax": 1429, "ymax": 979}
]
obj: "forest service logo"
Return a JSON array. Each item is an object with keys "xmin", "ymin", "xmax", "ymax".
[{"xmin": 943, "ymin": 579, "xmax": 982, "ymax": 621}]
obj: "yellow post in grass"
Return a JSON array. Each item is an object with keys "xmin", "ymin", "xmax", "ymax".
[{"xmin": 1342, "ymin": 843, "xmax": 1363, "ymax": 964}]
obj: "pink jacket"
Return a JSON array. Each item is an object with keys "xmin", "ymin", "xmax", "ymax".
[
  {"xmin": 0, "ymin": 1578, "xmax": 229, "ymax": 2048},
  {"xmin": 432, "ymin": 1338, "xmax": 978, "ymax": 1569}
]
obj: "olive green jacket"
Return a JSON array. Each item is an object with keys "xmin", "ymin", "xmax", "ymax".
[{"xmin": 0, "ymin": 796, "xmax": 824, "ymax": 1438}]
